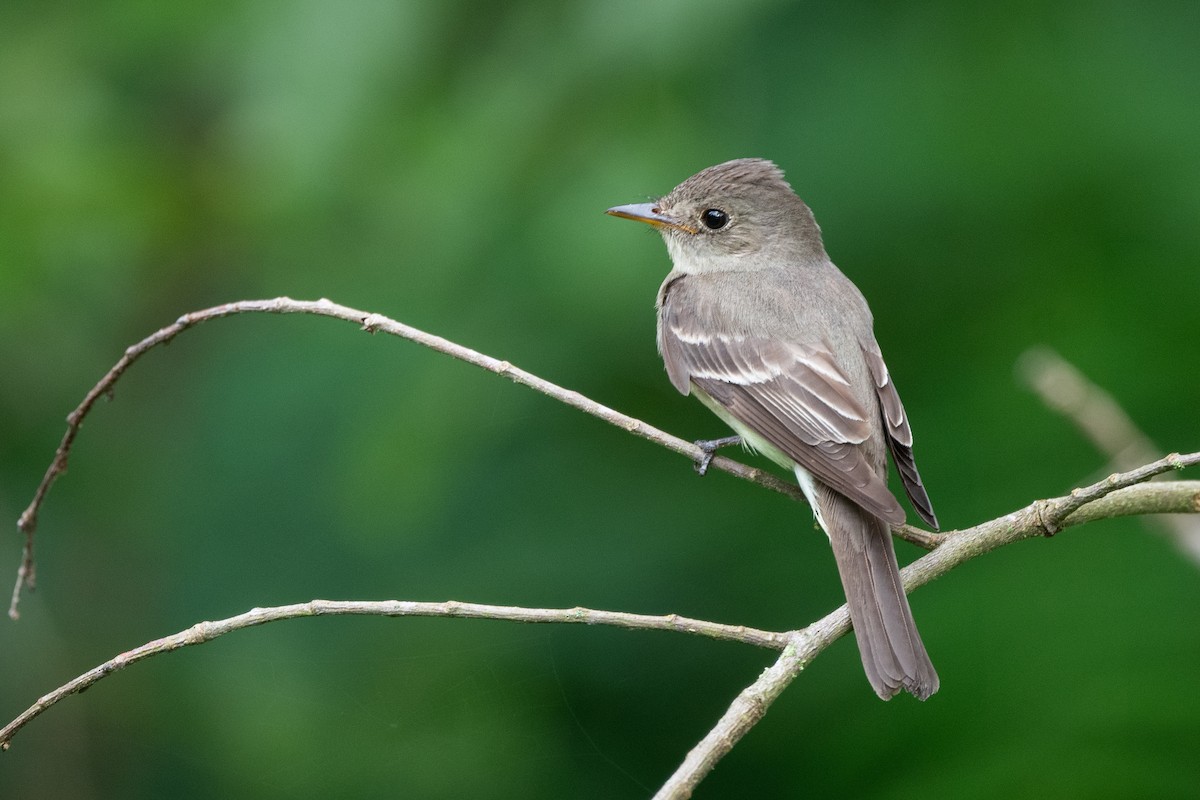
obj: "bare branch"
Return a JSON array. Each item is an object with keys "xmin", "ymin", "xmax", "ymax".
[
  {"xmin": 654, "ymin": 458, "xmax": 1200, "ymax": 797},
  {"xmin": 0, "ymin": 600, "xmax": 788, "ymax": 749},
  {"xmin": 653, "ymin": 611, "xmax": 846, "ymax": 800},
  {"xmin": 1059, "ymin": 480, "xmax": 1200, "ymax": 527},
  {"xmin": 9, "ymin": 297, "xmax": 804, "ymax": 619}
]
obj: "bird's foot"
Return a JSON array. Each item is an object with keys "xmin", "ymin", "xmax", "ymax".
[{"xmin": 693, "ymin": 435, "xmax": 742, "ymax": 476}]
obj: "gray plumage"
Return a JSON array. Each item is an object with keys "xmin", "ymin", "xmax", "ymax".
[{"xmin": 608, "ymin": 158, "xmax": 939, "ymax": 700}]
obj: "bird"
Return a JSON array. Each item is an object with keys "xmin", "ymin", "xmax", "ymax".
[{"xmin": 607, "ymin": 158, "xmax": 940, "ymax": 700}]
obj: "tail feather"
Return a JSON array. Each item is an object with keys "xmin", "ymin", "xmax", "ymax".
[{"xmin": 817, "ymin": 483, "xmax": 938, "ymax": 700}]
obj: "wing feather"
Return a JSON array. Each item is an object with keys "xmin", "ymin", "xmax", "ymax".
[
  {"xmin": 660, "ymin": 292, "xmax": 905, "ymax": 523},
  {"xmin": 860, "ymin": 340, "xmax": 939, "ymax": 529}
]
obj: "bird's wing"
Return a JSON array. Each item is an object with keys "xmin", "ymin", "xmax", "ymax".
[
  {"xmin": 660, "ymin": 298, "xmax": 905, "ymax": 524},
  {"xmin": 860, "ymin": 339, "xmax": 939, "ymax": 529}
]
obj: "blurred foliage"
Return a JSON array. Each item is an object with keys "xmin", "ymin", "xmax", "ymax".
[{"xmin": 2, "ymin": 1, "xmax": 1199, "ymax": 798}]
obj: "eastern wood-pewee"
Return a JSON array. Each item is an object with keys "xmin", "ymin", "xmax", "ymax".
[{"xmin": 607, "ymin": 158, "xmax": 940, "ymax": 700}]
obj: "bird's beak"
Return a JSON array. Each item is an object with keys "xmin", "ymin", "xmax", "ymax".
[{"xmin": 606, "ymin": 203, "xmax": 697, "ymax": 234}]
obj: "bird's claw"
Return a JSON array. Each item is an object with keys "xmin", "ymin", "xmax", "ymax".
[{"xmin": 693, "ymin": 435, "xmax": 742, "ymax": 476}]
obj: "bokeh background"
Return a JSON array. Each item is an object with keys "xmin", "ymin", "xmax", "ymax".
[{"xmin": 2, "ymin": 2, "xmax": 1199, "ymax": 797}]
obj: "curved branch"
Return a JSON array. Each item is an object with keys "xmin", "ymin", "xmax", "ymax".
[
  {"xmin": 10, "ymin": 297, "xmax": 804, "ymax": 619},
  {"xmin": 0, "ymin": 600, "xmax": 788, "ymax": 749}
]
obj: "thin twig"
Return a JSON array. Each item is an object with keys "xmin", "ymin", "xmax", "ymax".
[
  {"xmin": 9, "ymin": 297, "xmax": 805, "ymax": 619},
  {"xmin": 1057, "ymin": 481, "xmax": 1200, "ymax": 526},
  {"xmin": 0, "ymin": 600, "xmax": 787, "ymax": 748},
  {"xmin": 1032, "ymin": 452, "xmax": 1198, "ymax": 533}
]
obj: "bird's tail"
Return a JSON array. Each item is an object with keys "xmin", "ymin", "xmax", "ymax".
[{"xmin": 816, "ymin": 483, "xmax": 939, "ymax": 700}]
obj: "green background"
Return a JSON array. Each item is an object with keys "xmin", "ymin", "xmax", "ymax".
[{"xmin": 2, "ymin": 2, "xmax": 1198, "ymax": 797}]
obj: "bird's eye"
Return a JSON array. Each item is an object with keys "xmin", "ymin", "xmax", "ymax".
[{"xmin": 701, "ymin": 208, "xmax": 729, "ymax": 230}]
